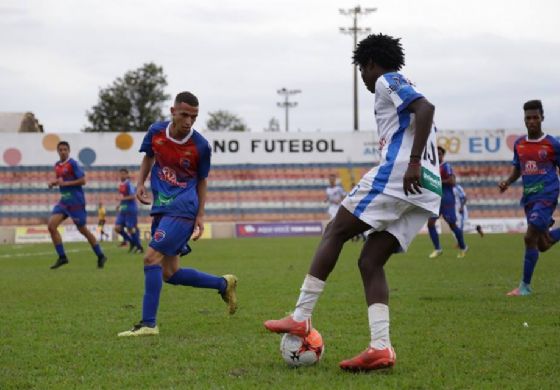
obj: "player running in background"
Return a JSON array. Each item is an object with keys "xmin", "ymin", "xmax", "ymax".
[
  {"xmin": 426, "ymin": 146, "xmax": 468, "ymax": 258},
  {"xmin": 499, "ymin": 100, "xmax": 560, "ymax": 296},
  {"xmin": 118, "ymin": 91, "xmax": 238, "ymax": 337},
  {"xmin": 453, "ymin": 184, "xmax": 484, "ymax": 237},
  {"xmin": 47, "ymin": 141, "xmax": 107, "ymax": 269},
  {"xmin": 325, "ymin": 173, "xmax": 346, "ymax": 220},
  {"xmin": 115, "ymin": 168, "xmax": 143, "ymax": 253},
  {"xmin": 264, "ymin": 34, "xmax": 441, "ymax": 371},
  {"xmin": 97, "ymin": 202, "xmax": 110, "ymax": 241}
]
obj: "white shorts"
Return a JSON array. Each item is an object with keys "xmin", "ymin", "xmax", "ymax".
[
  {"xmin": 328, "ymin": 204, "xmax": 340, "ymax": 220},
  {"xmin": 342, "ymin": 192, "xmax": 432, "ymax": 252}
]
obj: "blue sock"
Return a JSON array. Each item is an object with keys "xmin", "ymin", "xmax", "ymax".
[
  {"xmin": 522, "ymin": 248, "xmax": 539, "ymax": 285},
  {"xmin": 55, "ymin": 243, "xmax": 66, "ymax": 258},
  {"xmin": 428, "ymin": 225, "xmax": 441, "ymax": 250},
  {"xmin": 92, "ymin": 244, "xmax": 104, "ymax": 258},
  {"xmin": 451, "ymin": 225, "xmax": 466, "ymax": 250},
  {"xmin": 142, "ymin": 265, "xmax": 163, "ymax": 327},
  {"xmin": 120, "ymin": 230, "xmax": 132, "ymax": 243},
  {"xmin": 550, "ymin": 228, "xmax": 560, "ymax": 244},
  {"xmin": 132, "ymin": 229, "xmax": 142, "ymax": 248},
  {"xmin": 166, "ymin": 268, "xmax": 226, "ymax": 293}
]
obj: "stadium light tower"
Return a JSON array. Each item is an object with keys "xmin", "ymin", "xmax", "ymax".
[
  {"xmin": 339, "ymin": 5, "xmax": 377, "ymax": 131},
  {"xmin": 277, "ymin": 88, "xmax": 301, "ymax": 132}
]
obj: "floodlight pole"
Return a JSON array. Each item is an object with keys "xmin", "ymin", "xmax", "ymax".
[
  {"xmin": 277, "ymin": 88, "xmax": 301, "ymax": 132},
  {"xmin": 339, "ymin": 5, "xmax": 377, "ymax": 131}
]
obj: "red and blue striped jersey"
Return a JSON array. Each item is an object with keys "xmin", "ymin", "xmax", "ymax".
[
  {"xmin": 512, "ymin": 134, "xmax": 560, "ymax": 205},
  {"xmin": 118, "ymin": 179, "xmax": 137, "ymax": 213},
  {"xmin": 140, "ymin": 121, "xmax": 211, "ymax": 218},
  {"xmin": 54, "ymin": 158, "xmax": 85, "ymax": 206}
]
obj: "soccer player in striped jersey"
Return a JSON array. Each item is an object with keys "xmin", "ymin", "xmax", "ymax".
[
  {"xmin": 47, "ymin": 141, "xmax": 107, "ymax": 269},
  {"xmin": 499, "ymin": 100, "xmax": 560, "ymax": 296},
  {"xmin": 264, "ymin": 34, "xmax": 441, "ymax": 371},
  {"xmin": 115, "ymin": 168, "xmax": 143, "ymax": 253}
]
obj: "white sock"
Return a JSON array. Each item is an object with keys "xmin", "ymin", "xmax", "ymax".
[
  {"xmin": 292, "ymin": 274, "xmax": 325, "ymax": 322},
  {"xmin": 368, "ymin": 303, "xmax": 391, "ymax": 349}
]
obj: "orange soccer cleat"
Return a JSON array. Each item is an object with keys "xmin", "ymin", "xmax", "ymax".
[
  {"xmin": 339, "ymin": 346, "xmax": 396, "ymax": 371},
  {"xmin": 263, "ymin": 315, "xmax": 311, "ymax": 337}
]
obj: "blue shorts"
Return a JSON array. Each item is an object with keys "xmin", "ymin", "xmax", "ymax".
[
  {"xmin": 52, "ymin": 203, "xmax": 87, "ymax": 227},
  {"xmin": 149, "ymin": 215, "xmax": 194, "ymax": 257},
  {"xmin": 115, "ymin": 212, "xmax": 138, "ymax": 229},
  {"xmin": 439, "ymin": 199, "xmax": 457, "ymax": 226},
  {"xmin": 524, "ymin": 200, "xmax": 557, "ymax": 231}
]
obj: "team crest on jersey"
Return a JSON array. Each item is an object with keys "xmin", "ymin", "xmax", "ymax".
[
  {"xmin": 180, "ymin": 157, "xmax": 191, "ymax": 170},
  {"xmin": 378, "ymin": 137, "xmax": 387, "ymax": 150},
  {"xmin": 153, "ymin": 229, "xmax": 166, "ymax": 242},
  {"xmin": 538, "ymin": 149, "xmax": 548, "ymax": 160}
]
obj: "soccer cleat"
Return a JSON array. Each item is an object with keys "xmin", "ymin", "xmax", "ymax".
[
  {"xmin": 50, "ymin": 257, "xmax": 69, "ymax": 269},
  {"xmin": 339, "ymin": 346, "xmax": 396, "ymax": 371},
  {"xmin": 507, "ymin": 283, "xmax": 532, "ymax": 296},
  {"xmin": 97, "ymin": 255, "xmax": 107, "ymax": 269},
  {"xmin": 457, "ymin": 246, "xmax": 469, "ymax": 259},
  {"xmin": 428, "ymin": 249, "xmax": 443, "ymax": 259},
  {"xmin": 263, "ymin": 315, "xmax": 312, "ymax": 337},
  {"xmin": 134, "ymin": 246, "xmax": 144, "ymax": 254},
  {"xmin": 117, "ymin": 322, "xmax": 159, "ymax": 337},
  {"xmin": 221, "ymin": 274, "xmax": 238, "ymax": 315}
]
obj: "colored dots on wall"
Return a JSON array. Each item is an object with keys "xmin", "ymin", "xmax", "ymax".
[
  {"xmin": 78, "ymin": 148, "xmax": 96, "ymax": 166},
  {"xmin": 3, "ymin": 148, "xmax": 22, "ymax": 166},
  {"xmin": 42, "ymin": 134, "xmax": 60, "ymax": 151},
  {"xmin": 115, "ymin": 133, "xmax": 134, "ymax": 150}
]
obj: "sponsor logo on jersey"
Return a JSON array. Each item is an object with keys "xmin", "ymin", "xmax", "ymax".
[{"xmin": 158, "ymin": 166, "xmax": 187, "ymax": 188}]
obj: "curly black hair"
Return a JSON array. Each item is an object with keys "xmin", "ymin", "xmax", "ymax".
[
  {"xmin": 352, "ymin": 33, "xmax": 405, "ymax": 70},
  {"xmin": 523, "ymin": 99, "xmax": 543, "ymax": 115}
]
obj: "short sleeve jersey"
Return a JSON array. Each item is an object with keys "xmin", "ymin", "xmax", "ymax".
[
  {"xmin": 54, "ymin": 158, "xmax": 85, "ymax": 206},
  {"xmin": 373, "ymin": 72, "xmax": 442, "ymax": 215},
  {"xmin": 118, "ymin": 179, "xmax": 138, "ymax": 214},
  {"xmin": 326, "ymin": 185, "xmax": 346, "ymax": 205},
  {"xmin": 140, "ymin": 121, "xmax": 211, "ymax": 218},
  {"xmin": 512, "ymin": 134, "xmax": 560, "ymax": 205}
]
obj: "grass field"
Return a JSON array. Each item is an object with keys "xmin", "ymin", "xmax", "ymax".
[{"xmin": 1, "ymin": 233, "xmax": 559, "ymax": 389}]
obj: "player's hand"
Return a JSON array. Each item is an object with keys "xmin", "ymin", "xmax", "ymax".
[
  {"xmin": 48, "ymin": 179, "xmax": 58, "ymax": 188},
  {"xmin": 403, "ymin": 163, "xmax": 422, "ymax": 196},
  {"xmin": 136, "ymin": 184, "xmax": 151, "ymax": 205},
  {"xmin": 498, "ymin": 181, "xmax": 509, "ymax": 193},
  {"xmin": 191, "ymin": 215, "xmax": 204, "ymax": 241}
]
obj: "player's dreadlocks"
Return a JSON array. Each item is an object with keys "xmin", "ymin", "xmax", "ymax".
[
  {"xmin": 523, "ymin": 99, "xmax": 543, "ymax": 115},
  {"xmin": 352, "ymin": 33, "xmax": 405, "ymax": 71}
]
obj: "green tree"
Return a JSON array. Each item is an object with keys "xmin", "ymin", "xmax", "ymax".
[
  {"xmin": 84, "ymin": 63, "xmax": 170, "ymax": 132},
  {"xmin": 206, "ymin": 110, "xmax": 249, "ymax": 132}
]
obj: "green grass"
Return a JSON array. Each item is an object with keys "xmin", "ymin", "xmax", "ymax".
[{"xmin": 1, "ymin": 234, "xmax": 559, "ymax": 389}]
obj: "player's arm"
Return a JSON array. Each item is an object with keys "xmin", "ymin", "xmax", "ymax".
[
  {"xmin": 192, "ymin": 178, "xmax": 208, "ymax": 241},
  {"xmin": 498, "ymin": 166, "xmax": 521, "ymax": 193},
  {"xmin": 136, "ymin": 154, "xmax": 155, "ymax": 204},
  {"xmin": 58, "ymin": 176, "xmax": 86, "ymax": 187},
  {"xmin": 403, "ymin": 97, "xmax": 435, "ymax": 195}
]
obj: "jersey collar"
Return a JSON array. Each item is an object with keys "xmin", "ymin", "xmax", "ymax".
[
  {"xmin": 166, "ymin": 122, "xmax": 193, "ymax": 145},
  {"xmin": 525, "ymin": 133, "xmax": 546, "ymax": 142}
]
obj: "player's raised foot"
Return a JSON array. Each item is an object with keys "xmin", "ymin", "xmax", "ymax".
[
  {"xmin": 428, "ymin": 249, "xmax": 443, "ymax": 259},
  {"xmin": 97, "ymin": 255, "xmax": 107, "ymax": 269},
  {"xmin": 457, "ymin": 246, "xmax": 469, "ymax": 259},
  {"xmin": 263, "ymin": 315, "xmax": 311, "ymax": 337},
  {"xmin": 50, "ymin": 256, "xmax": 69, "ymax": 269},
  {"xmin": 507, "ymin": 283, "xmax": 532, "ymax": 296},
  {"xmin": 118, "ymin": 322, "xmax": 159, "ymax": 337},
  {"xmin": 220, "ymin": 274, "xmax": 238, "ymax": 315},
  {"xmin": 339, "ymin": 346, "xmax": 396, "ymax": 372}
]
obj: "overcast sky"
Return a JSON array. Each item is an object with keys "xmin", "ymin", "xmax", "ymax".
[{"xmin": 1, "ymin": 0, "xmax": 559, "ymax": 133}]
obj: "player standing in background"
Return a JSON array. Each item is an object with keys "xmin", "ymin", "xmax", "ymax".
[
  {"xmin": 325, "ymin": 174, "xmax": 346, "ymax": 220},
  {"xmin": 264, "ymin": 34, "xmax": 441, "ymax": 371},
  {"xmin": 97, "ymin": 202, "xmax": 110, "ymax": 241},
  {"xmin": 426, "ymin": 146, "xmax": 469, "ymax": 258},
  {"xmin": 499, "ymin": 100, "xmax": 560, "ymax": 296},
  {"xmin": 47, "ymin": 141, "xmax": 107, "ymax": 269},
  {"xmin": 118, "ymin": 91, "xmax": 237, "ymax": 337},
  {"xmin": 114, "ymin": 168, "xmax": 143, "ymax": 253},
  {"xmin": 453, "ymin": 184, "xmax": 484, "ymax": 237}
]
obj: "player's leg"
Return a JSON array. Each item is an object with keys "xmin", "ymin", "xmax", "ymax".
[
  {"xmin": 264, "ymin": 207, "xmax": 370, "ymax": 336},
  {"xmin": 48, "ymin": 211, "xmax": 68, "ymax": 269},
  {"xmin": 443, "ymin": 211, "xmax": 467, "ymax": 257},
  {"xmin": 127, "ymin": 213, "xmax": 143, "ymax": 252},
  {"xmin": 115, "ymin": 212, "xmax": 132, "ymax": 247},
  {"xmin": 427, "ymin": 217, "xmax": 442, "ymax": 258},
  {"xmin": 74, "ymin": 209, "xmax": 106, "ymax": 268}
]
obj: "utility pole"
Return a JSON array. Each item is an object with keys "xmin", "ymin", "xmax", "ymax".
[
  {"xmin": 339, "ymin": 5, "xmax": 377, "ymax": 131},
  {"xmin": 276, "ymin": 88, "xmax": 301, "ymax": 132}
]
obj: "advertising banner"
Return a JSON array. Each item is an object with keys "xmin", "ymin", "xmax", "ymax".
[{"xmin": 236, "ymin": 222, "xmax": 323, "ymax": 238}]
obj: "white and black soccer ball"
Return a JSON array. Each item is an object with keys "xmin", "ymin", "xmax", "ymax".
[{"xmin": 280, "ymin": 328, "xmax": 324, "ymax": 367}]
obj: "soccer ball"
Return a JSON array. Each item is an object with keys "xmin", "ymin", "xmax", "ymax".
[{"xmin": 280, "ymin": 328, "xmax": 324, "ymax": 367}]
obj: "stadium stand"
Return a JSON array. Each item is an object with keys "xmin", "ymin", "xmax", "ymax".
[{"xmin": 0, "ymin": 161, "xmax": 539, "ymax": 226}]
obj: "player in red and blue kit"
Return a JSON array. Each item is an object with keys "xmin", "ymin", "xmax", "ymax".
[
  {"xmin": 118, "ymin": 91, "xmax": 238, "ymax": 337},
  {"xmin": 499, "ymin": 100, "xmax": 560, "ymax": 296},
  {"xmin": 47, "ymin": 141, "xmax": 107, "ymax": 269},
  {"xmin": 427, "ymin": 146, "xmax": 468, "ymax": 258},
  {"xmin": 115, "ymin": 168, "xmax": 143, "ymax": 253}
]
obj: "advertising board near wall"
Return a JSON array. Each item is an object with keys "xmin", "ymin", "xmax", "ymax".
[{"xmin": 236, "ymin": 222, "xmax": 323, "ymax": 238}]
